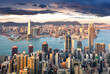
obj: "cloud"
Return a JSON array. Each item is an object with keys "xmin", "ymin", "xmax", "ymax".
[
  {"xmin": 14, "ymin": 3, "xmax": 47, "ymax": 8},
  {"xmin": 0, "ymin": 7, "xmax": 56, "ymax": 15},
  {"xmin": 32, "ymin": 4, "xmax": 37, "ymax": 7},
  {"xmin": 38, "ymin": 4, "xmax": 47, "ymax": 8},
  {"xmin": 1, "ymin": 0, "xmax": 110, "ymax": 17},
  {"xmin": 53, "ymin": 1, "xmax": 110, "ymax": 17},
  {"xmin": 14, "ymin": 3, "xmax": 31, "ymax": 6}
]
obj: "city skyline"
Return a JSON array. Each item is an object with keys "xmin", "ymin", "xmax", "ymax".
[
  {"xmin": 1, "ymin": 0, "xmax": 110, "ymax": 74},
  {"xmin": 0, "ymin": 0, "xmax": 110, "ymax": 24}
]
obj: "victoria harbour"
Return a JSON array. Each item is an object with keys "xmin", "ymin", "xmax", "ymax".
[{"xmin": 0, "ymin": 30, "xmax": 110, "ymax": 56}]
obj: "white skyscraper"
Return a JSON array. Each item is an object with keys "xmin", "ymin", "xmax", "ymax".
[{"xmin": 28, "ymin": 20, "xmax": 31, "ymax": 35}]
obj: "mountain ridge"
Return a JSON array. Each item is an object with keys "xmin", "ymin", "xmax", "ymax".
[{"xmin": 0, "ymin": 21, "xmax": 107, "ymax": 26}]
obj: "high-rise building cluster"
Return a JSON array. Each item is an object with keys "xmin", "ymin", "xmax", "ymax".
[
  {"xmin": 0, "ymin": 22, "xmax": 100, "ymax": 41},
  {"xmin": 0, "ymin": 24, "xmax": 110, "ymax": 74}
]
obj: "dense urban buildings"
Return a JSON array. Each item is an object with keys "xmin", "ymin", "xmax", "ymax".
[
  {"xmin": 0, "ymin": 31, "xmax": 110, "ymax": 74},
  {"xmin": 1, "ymin": 0, "xmax": 110, "ymax": 73},
  {"xmin": 0, "ymin": 23, "xmax": 110, "ymax": 74},
  {"xmin": 0, "ymin": 21, "xmax": 100, "ymax": 41}
]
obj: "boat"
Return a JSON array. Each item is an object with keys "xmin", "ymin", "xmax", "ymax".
[{"xmin": 60, "ymin": 42, "xmax": 63, "ymax": 43}]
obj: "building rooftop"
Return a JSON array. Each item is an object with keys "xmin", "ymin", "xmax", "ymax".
[
  {"xmin": 12, "ymin": 46, "xmax": 18, "ymax": 49},
  {"xmin": 42, "ymin": 41, "xmax": 47, "ymax": 44}
]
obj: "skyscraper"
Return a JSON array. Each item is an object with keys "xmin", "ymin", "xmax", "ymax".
[
  {"xmin": 77, "ymin": 41, "xmax": 82, "ymax": 49},
  {"xmin": 95, "ymin": 43, "xmax": 101, "ymax": 54},
  {"xmin": 95, "ymin": 43, "xmax": 105, "ymax": 54},
  {"xmin": 29, "ymin": 56, "xmax": 36, "ymax": 74},
  {"xmin": 17, "ymin": 55, "xmax": 20, "ymax": 74},
  {"xmin": 42, "ymin": 42, "xmax": 48, "ymax": 54},
  {"xmin": 37, "ymin": 28, "xmax": 40, "ymax": 36},
  {"xmin": 12, "ymin": 46, "xmax": 18, "ymax": 56},
  {"xmin": 24, "ymin": 55, "xmax": 28, "ymax": 68},
  {"xmin": 28, "ymin": 44, "xmax": 33, "ymax": 54},
  {"xmin": 88, "ymin": 24, "xmax": 95, "ymax": 53},
  {"xmin": 20, "ymin": 54, "xmax": 24, "ymax": 70},
  {"xmin": 32, "ymin": 28, "xmax": 40, "ymax": 36},
  {"xmin": 27, "ymin": 20, "xmax": 31, "ymax": 35},
  {"xmin": 8, "ymin": 60, "xmax": 12, "ymax": 73},
  {"xmin": 100, "ymin": 43, "xmax": 105, "ymax": 52},
  {"xmin": 64, "ymin": 35, "xmax": 71, "ymax": 53},
  {"xmin": 108, "ymin": 44, "xmax": 110, "ymax": 53},
  {"xmin": 84, "ymin": 47, "xmax": 89, "ymax": 54},
  {"xmin": 71, "ymin": 39, "xmax": 74, "ymax": 54}
]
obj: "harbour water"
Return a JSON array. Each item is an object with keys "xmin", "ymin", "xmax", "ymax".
[{"xmin": 0, "ymin": 30, "xmax": 110, "ymax": 56}]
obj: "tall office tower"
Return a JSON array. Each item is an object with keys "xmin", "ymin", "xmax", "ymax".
[
  {"xmin": 48, "ymin": 48, "xmax": 52, "ymax": 53},
  {"xmin": 39, "ymin": 52, "xmax": 42, "ymax": 61},
  {"xmin": 42, "ymin": 51, "xmax": 46, "ymax": 61},
  {"xmin": 108, "ymin": 44, "xmax": 110, "ymax": 53},
  {"xmin": 64, "ymin": 35, "xmax": 71, "ymax": 53},
  {"xmin": 27, "ymin": 20, "xmax": 31, "ymax": 35},
  {"xmin": 55, "ymin": 53, "xmax": 59, "ymax": 67},
  {"xmin": 17, "ymin": 55, "xmax": 20, "ymax": 74},
  {"xmin": 35, "ymin": 59, "xmax": 39, "ymax": 74},
  {"xmin": 77, "ymin": 48, "xmax": 81, "ymax": 61},
  {"xmin": 70, "ymin": 59, "xmax": 74, "ymax": 74},
  {"xmin": 100, "ymin": 57, "xmax": 103, "ymax": 73},
  {"xmin": 37, "ymin": 28, "xmax": 40, "ymax": 36},
  {"xmin": 77, "ymin": 41, "xmax": 82, "ymax": 49},
  {"xmin": 48, "ymin": 48, "xmax": 52, "ymax": 59},
  {"xmin": 29, "ymin": 56, "xmax": 36, "ymax": 74},
  {"xmin": 8, "ymin": 60, "xmax": 12, "ymax": 73},
  {"xmin": 32, "ymin": 28, "xmax": 40, "ymax": 36},
  {"xmin": 20, "ymin": 54, "xmax": 24, "ymax": 70},
  {"xmin": 12, "ymin": 46, "xmax": 18, "ymax": 56},
  {"xmin": 67, "ymin": 57, "xmax": 71, "ymax": 69},
  {"xmin": 71, "ymin": 39, "xmax": 74, "ymax": 54},
  {"xmin": 39, "ymin": 62, "xmax": 43, "ymax": 74},
  {"xmin": 74, "ymin": 66, "xmax": 79, "ymax": 74},
  {"xmin": 100, "ymin": 43, "xmax": 105, "ymax": 52},
  {"xmin": 88, "ymin": 24, "xmax": 95, "ymax": 52},
  {"xmin": 32, "ymin": 28, "xmax": 37, "ymax": 36},
  {"xmin": 27, "ymin": 57, "xmax": 30, "ymax": 68},
  {"xmin": 50, "ymin": 53, "xmax": 53, "ymax": 64},
  {"xmin": 95, "ymin": 43, "xmax": 101, "ymax": 54},
  {"xmin": 13, "ymin": 63, "xmax": 17, "ymax": 72},
  {"xmin": 24, "ymin": 55, "xmax": 28, "ymax": 68},
  {"xmin": 95, "ymin": 43, "xmax": 105, "ymax": 54},
  {"xmin": 84, "ymin": 47, "xmax": 89, "ymax": 54},
  {"xmin": 28, "ymin": 44, "xmax": 33, "ymax": 54},
  {"xmin": 42, "ymin": 42, "xmax": 48, "ymax": 54}
]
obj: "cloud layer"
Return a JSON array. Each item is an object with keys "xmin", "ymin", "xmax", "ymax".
[
  {"xmin": 53, "ymin": 0, "xmax": 110, "ymax": 17},
  {"xmin": 0, "ymin": 7, "xmax": 56, "ymax": 15},
  {"xmin": 0, "ymin": 0, "xmax": 110, "ymax": 17}
]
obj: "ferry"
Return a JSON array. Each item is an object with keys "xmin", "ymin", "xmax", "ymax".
[{"xmin": 59, "ymin": 42, "xmax": 63, "ymax": 43}]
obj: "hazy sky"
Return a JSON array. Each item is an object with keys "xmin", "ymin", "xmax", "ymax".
[{"xmin": 0, "ymin": 0, "xmax": 110, "ymax": 24}]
